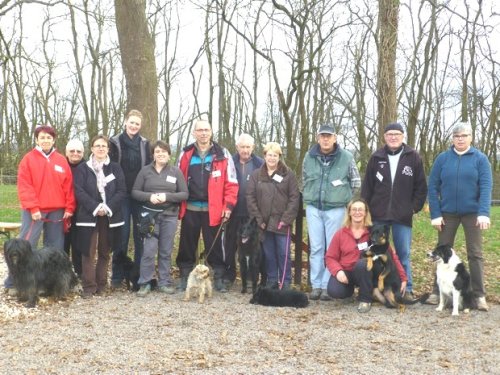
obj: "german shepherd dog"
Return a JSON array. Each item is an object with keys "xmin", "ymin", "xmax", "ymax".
[
  {"xmin": 363, "ymin": 224, "xmax": 423, "ymax": 308},
  {"xmin": 4, "ymin": 238, "xmax": 78, "ymax": 308},
  {"xmin": 238, "ymin": 217, "xmax": 266, "ymax": 293}
]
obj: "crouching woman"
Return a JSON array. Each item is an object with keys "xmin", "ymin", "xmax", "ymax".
[{"xmin": 73, "ymin": 135, "xmax": 126, "ymax": 298}]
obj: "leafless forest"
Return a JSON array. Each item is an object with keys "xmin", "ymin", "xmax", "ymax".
[{"xmin": 0, "ymin": 0, "xmax": 498, "ymax": 177}]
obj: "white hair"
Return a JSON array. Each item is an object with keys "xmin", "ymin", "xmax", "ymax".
[
  {"xmin": 66, "ymin": 139, "xmax": 84, "ymax": 152},
  {"xmin": 236, "ymin": 133, "xmax": 255, "ymax": 146}
]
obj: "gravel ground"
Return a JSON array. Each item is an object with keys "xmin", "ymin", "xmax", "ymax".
[{"xmin": 1, "ymin": 258, "xmax": 498, "ymax": 374}]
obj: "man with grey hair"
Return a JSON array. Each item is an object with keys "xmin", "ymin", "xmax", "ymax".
[
  {"xmin": 427, "ymin": 122, "xmax": 492, "ymax": 311},
  {"xmin": 303, "ymin": 125, "xmax": 361, "ymax": 301},
  {"xmin": 223, "ymin": 133, "xmax": 264, "ymax": 289},
  {"xmin": 64, "ymin": 138, "xmax": 86, "ymax": 277}
]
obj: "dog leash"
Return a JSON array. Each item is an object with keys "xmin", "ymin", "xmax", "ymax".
[
  {"xmin": 278, "ymin": 226, "xmax": 291, "ymax": 290},
  {"xmin": 24, "ymin": 216, "xmax": 65, "ymax": 241},
  {"xmin": 199, "ymin": 221, "xmax": 227, "ymax": 266}
]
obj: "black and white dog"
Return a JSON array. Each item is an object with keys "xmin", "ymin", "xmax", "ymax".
[{"xmin": 427, "ymin": 244, "xmax": 476, "ymax": 316}]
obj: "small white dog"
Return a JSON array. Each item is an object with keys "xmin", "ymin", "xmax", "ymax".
[
  {"xmin": 183, "ymin": 264, "xmax": 213, "ymax": 303},
  {"xmin": 428, "ymin": 244, "xmax": 475, "ymax": 316}
]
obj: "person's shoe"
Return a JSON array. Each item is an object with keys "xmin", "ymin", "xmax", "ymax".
[
  {"xmin": 81, "ymin": 291, "xmax": 93, "ymax": 299},
  {"xmin": 158, "ymin": 285, "xmax": 175, "ymax": 294},
  {"xmin": 477, "ymin": 297, "xmax": 489, "ymax": 311},
  {"xmin": 137, "ymin": 284, "xmax": 151, "ymax": 297},
  {"xmin": 357, "ymin": 302, "xmax": 371, "ymax": 313},
  {"xmin": 402, "ymin": 291, "xmax": 416, "ymax": 303},
  {"xmin": 425, "ymin": 293, "xmax": 439, "ymax": 305},
  {"xmin": 223, "ymin": 279, "xmax": 234, "ymax": 291},
  {"xmin": 214, "ymin": 279, "xmax": 228, "ymax": 293},
  {"xmin": 6, "ymin": 288, "xmax": 18, "ymax": 297},
  {"xmin": 309, "ymin": 288, "xmax": 322, "ymax": 300},
  {"xmin": 111, "ymin": 280, "xmax": 123, "ymax": 290},
  {"xmin": 320, "ymin": 289, "xmax": 332, "ymax": 301},
  {"xmin": 177, "ymin": 276, "xmax": 188, "ymax": 291}
]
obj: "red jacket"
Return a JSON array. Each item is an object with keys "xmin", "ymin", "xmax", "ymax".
[
  {"xmin": 178, "ymin": 142, "xmax": 238, "ymax": 226},
  {"xmin": 17, "ymin": 147, "xmax": 76, "ymax": 214},
  {"xmin": 325, "ymin": 226, "xmax": 407, "ymax": 282}
]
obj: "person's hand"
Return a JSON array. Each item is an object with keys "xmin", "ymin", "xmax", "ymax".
[
  {"xmin": 222, "ymin": 210, "xmax": 231, "ymax": 222},
  {"xmin": 477, "ymin": 216, "xmax": 490, "ymax": 230},
  {"xmin": 431, "ymin": 217, "xmax": 444, "ymax": 231},
  {"xmin": 277, "ymin": 221, "xmax": 287, "ymax": 230},
  {"xmin": 150, "ymin": 193, "xmax": 163, "ymax": 205},
  {"xmin": 63, "ymin": 211, "xmax": 73, "ymax": 219},
  {"xmin": 97, "ymin": 208, "xmax": 107, "ymax": 216},
  {"xmin": 336, "ymin": 270, "xmax": 348, "ymax": 284},
  {"xmin": 31, "ymin": 211, "xmax": 42, "ymax": 221},
  {"xmin": 400, "ymin": 280, "xmax": 407, "ymax": 295},
  {"xmin": 260, "ymin": 222, "xmax": 266, "ymax": 230}
]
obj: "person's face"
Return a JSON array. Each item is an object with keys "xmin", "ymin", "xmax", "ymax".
[
  {"xmin": 236, "ymin": 141, "xmax": 254, "ymax": 162},
  {"xmin": 154, "ymin": 146, "xmax": 170, "ymax": 165},
  {"xmin": 264, "ymin": 150, "xmax": 280, "ymax": 170},
  {"xmin": 66, "ymin": 148, "xmax": 84, "ymax": 164},
  {"xmin": 384, "ymin": 131, "xmax": 404, "ymax": 151},
  {"xmin": 317, "ymin": 133, "xmax": 336, "ymax": 154},
  {"xmin": 193, "ymin": 123, "xmax": 212, "ymax": 146},
  {"xmin": 125, "ymin": 115, "xmax": 142, "ymax": 138},
  {"xmin": 349, "ymin": 201, "xmax": 367, "ymax": 225},
  {"xmin": 452, "ymin": 132, "xmax": 472, "ymax": 152},
  {"xmin": 36, "ymin": 131, "xmax": 55, "ymax": 152},
  {"xmin": 91, "ymin": 139, "xmax": 109, "ymax": 160}
]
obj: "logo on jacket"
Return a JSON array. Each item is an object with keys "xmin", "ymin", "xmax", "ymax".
[{"xmin": 402, "ymin": 166, "xmax": 413, "ymax": 176}]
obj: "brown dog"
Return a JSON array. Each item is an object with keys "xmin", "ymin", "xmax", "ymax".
[{"xmin": 183, "ymin": 264, "xmax": 213, "ymax": 303}]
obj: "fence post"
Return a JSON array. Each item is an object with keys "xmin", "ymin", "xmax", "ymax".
[{"xmin": 294, "ymin": 193, "xmax": 307, "ymax": 286}]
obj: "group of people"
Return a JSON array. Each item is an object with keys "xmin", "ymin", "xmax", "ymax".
[{"xmin": 4, "ymin": 114, "xmax": 492, "ymax": 313}]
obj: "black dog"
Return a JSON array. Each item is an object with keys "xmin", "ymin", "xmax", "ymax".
[
  {"xmin": 250, "ymin": 286, "xmax": 309, "ymax": 308},
  {"xmin": 238, "ymin": 217, "xmax": 266, "ymax": 293},
  {"xmin": 4, "ymin": 238, "xmax": 78, "ymax": 308},
  {"xmin": 363, "ymin": 224, "xmax": 423, "ymax": 308},
  {"xmin": 113, "ymin": 252, "xmax": 157, "ymax": 292}
]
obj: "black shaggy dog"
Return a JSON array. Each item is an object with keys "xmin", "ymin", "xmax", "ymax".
[
  {"xmin": 250, "ymin": 286, "xmax": 309, "ymax": 308},
  {"xmin": 4, "ymin": 238, "xmax": 78, "ymax": 308},
  {"xmin": 238, "ymin": 217, "xmax": 266, "ymax": 293},
  {"xmin": 363, "ymin": 224, "xmax": 424, "ymax": 308},
  {"xmin": 114, "ymin": 252, "xmax": 156, "ymax": 292}
]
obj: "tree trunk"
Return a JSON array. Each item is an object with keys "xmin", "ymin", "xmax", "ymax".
[{"xmin": 115, "ymin": 0, "xmax": 158, "ymax": 140}]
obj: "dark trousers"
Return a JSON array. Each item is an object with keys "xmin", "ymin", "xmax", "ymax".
[
  {"xmin": 177, "ymin": 210, "xmax": 224, "ymax": 271},
  {"xmin": 81, "ymin": 217, "xmax": 111, "ymax": 294},
  {"xmin": 326, "ymin": 258, "xmax": 373, "ymax": 302},
  {"xmin": 64, "ymin": 225, "xmax": 82, "ymax": 277},
  {"xmin": 224, "ymin": 215, "xmax": 247, "ymax": 282}
]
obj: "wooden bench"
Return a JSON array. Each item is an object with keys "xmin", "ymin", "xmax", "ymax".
[{"xmin": 0, "ymin": 222, "xmax": 22, "ymax": 240}]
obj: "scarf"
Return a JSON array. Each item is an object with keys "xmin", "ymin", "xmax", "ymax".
[
  {"xmin": 120, "ymin": 132, "xmax": 142, "ymax": 172},
  {"xmin": 91, "ymin": 154, "xmax": 108, "ymax": 197}
]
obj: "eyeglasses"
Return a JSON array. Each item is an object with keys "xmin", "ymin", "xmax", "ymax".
[
  {"xmin": 92, "ymin": 144, "xmax": 108, "ymax": 149},
  {"xmin": 453, "ymin": 134, "xmax": 470, "ymax": 139},
  {"xmin": 68, "ymin": 150, "xmax": 83, "ymax": 154},
  {"xmin": 385, "ymin": 132, "xmax": 403, "ymax": 138},
  {"xmin": 350, "ymin": 207, "xmax": 365, "ymax": 212},
  {"xmin": 195, "ymin": 128, "xmax": 211, "ymax": 133}
]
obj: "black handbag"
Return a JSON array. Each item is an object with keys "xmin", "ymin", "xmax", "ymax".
[{"xmin": 137, "ymin": 206, "xmax": 163, "ymax": 238}]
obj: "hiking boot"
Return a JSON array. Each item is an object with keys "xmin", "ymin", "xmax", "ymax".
[
  {"xmin": 357, "ymin": 302, "xmax": 372, "ymax": 313},
  {"xmin": 309, "ymin": 288, "xmax": 322, "ymax": 300},
  {"xmin": 137, "ymin": 284, "xmax": 151, "ymax": 297},
  {"xmin": 320, "ymin": 289, "xmax": 332, "ymax": 301},
  {"xmin": 425, "ymin": 293, "xmax": 439, "ymax": 305},
  {"xmin": 158, "ymin": 286, "xmax": 175, "ymax": 294},
  {"xmin": 214, "ymin": 278, "xmax": 228, "ymax": 293},
  {"xmin": 477, "ymin": 297, "xmax": 489, "ymax": 311}
]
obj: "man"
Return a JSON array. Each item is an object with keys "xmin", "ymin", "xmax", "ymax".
[
  {"xmin": 303, "ymin": 125, "xmax": 361, "ymax": 301},
  {"xmin": 109, "ymin": 109, "xmax": 152, "ymax": 288},
  {"xmin": 361, "ymin": 122, "xmax": 427, "ymax": 301},
  {"xmin": 427, "ymin": 122, "xmax": 492, "ymax": 310},
  {"xmin": 224, "ymin": 133, "xmax": 264, "ymax": 289},
  {"xmin": 64, "ymin": 139, "xmax": 86, "ymax": 278},
  {"xmin": 177, "ymin": 118, "xmax": 239, "ymax": 292}
]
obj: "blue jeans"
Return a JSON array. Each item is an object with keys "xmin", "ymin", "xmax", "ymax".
[
  {"xmin": 262, "ymin": 230, "xmax": 292, "ymax": 286},
  {"xmin": 306, "ymin": 205, "xmax": 345, "ymax": 289},
  {"xmin": 4, "ymin": 209, "xmax": 65, "ymax": 288},
  {"xmin": 112, "ymin": 196, "xmax": 143, "ymax": 283},
  {"xmin": 375, "ymin": 220, "xmax": 413, "ymax": 292}
]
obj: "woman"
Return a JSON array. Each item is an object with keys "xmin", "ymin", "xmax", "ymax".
[
  {"xmin": 5, "ymin": 125, "xmax": 76, "ymax": 293},
  {"xmin": 73, "ymin": 135, "xmax": 126, "ymax": 298},
  {"xmin": 325, "ymin": 199, "xmax": 407, "ymax": 313},
  {"xmin": 131, "ymin": 141, "xmax": 188, "ymax": 297},
  {"xmin": 247, "ymin": 142, "xmax": 300, "ymax": 289},
  {"xmin": 427, "ymin": 122, "xmax": 492, "ymax": 311}
]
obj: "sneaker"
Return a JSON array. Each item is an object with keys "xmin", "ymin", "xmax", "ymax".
[
  {"xmin": 425, "ymin": 293, "xmax": 439, "ymax": 305},
  {"xmin": 309, "ymin": 288, "xmax": 322, "ymax": 300},
  {"xmin": 477, "ymin": 297, "xmax": 489, "ymax": 311},
  {"xmin": 137, "ymin": 284, "xmax": 151, "ymax": 297},
  {"xmin": 357, "ymin": 302, "xmax": 372, "ymax": 313},
  {"xmin": 158, "ymin": 286, "xmax": 175, "ymax": 294},
  {"xmin": 320, "ymin": 289, "xmax": 332, "ymax": 301}
]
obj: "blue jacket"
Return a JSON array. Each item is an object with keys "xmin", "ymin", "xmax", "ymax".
[
  {"xmin": 232, "ymin": 153, "xmax": 264, "ymax": 217},
  {"xmin": 428, "ymin": 146, "xmax": 492, "ymax": 218}
]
